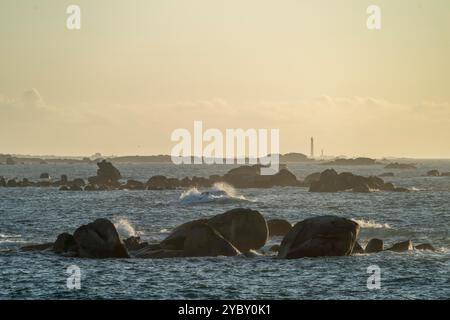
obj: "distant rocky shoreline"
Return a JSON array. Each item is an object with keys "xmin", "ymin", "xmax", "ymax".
[{"xmin": 0, "ymin": 159, "xmax": 425, "ymax": 193}]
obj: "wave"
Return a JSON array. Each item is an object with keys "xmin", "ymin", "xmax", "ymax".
[
  {"xmin": 113, "ymin": 218, "xmax": 138, "ymax": 238},
  {"xmin": 179, "ymin": 182, "xmax": 248, "ymax": 205},
  {"xmin": 352, "ymin": 219, "xmax": 391, "ymax": 229}
]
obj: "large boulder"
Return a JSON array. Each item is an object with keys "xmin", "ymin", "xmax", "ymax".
[
  {"xmin": 154, "ymin": 220, "xmax": 239, "ymax": 258},
  {"xmin": 415, "ymin": 243, "xmax": 435, "ymax": 251},
  {"xmin": 208, "ymin": 208, "xmax": 268, "ymax": 252},
  {"xmin": 95, "ymin": 160, "xmax": 122, "ymax": 184},
  {"xmin": 309, "ymin": 169, "xmax": 403, "ymax": 193},
  {"xmin": 267, "ymin": 219, "xmax": 292, "ymax": 237},
  {"xmin": 303, "ymin": 172, "xmax": 321, "ymax": 186},
  {"xmin": 352, "ymin": 242, "xmax": 365, "ymax": 254},
  {"xmin": 53, "ymin": 232, "xmax": 78, "ymax": 255},
  {"xmin": 387, "ymin": 240, "xmax": 413, "ymax": 252},
  {"xmin": 365, "ymin": 238, "xmax": 384, "ymax": 253},
  {"xmin": 277, "ymin": 216, "xmax": 360, "ymax": 259},
  {"xmin": 161, "ymin": 219, "xmax": 208, "ymax": 250},
  {"xmin": 73, "ymin": 218, "xmax": 129, "ymax": 258},
  {"xmin": 183, "ymin": 223, "xmax": 239, "ymax": 257}
]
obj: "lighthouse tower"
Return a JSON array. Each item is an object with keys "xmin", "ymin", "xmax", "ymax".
[{"xmin": 310, "ymin": 137, "xmax": 314, "ymax": 159}]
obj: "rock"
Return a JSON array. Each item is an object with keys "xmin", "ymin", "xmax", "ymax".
[
  {"xmin": 183, "ymin": 223, "xmax": 239, "ymax": 257},
  {"xmin": 93, "ymin": 160, "xmax": 122, "ymax": 184},
  {"xmin": 222, "ymin": 165, "xmax": 301, "ymax": 188},
  {"xmin": 309, "ymin": 169, "xmax": 401, "ymax": 193},
  {"xmin": 393, "ymin": 187, "xmax": 409, "ymax": 192},
  {"xmin": 6, "ymin": 179, "xmax": 17, "ymax": 187},
  {"xmin": 208, "ymin": 208, "xmax": 268, "ymax": 252},
  {"xmin": 123, "ymin": 236, "xmax": 148, "ymax": 251},
  {"xmin": 427, "ymin": 170, "xmax": 440, "ymax": 177},
  {"xmin": 53, "ymin": 233, "xmax": 78, "ymax": 254},
  {"xmin": 61, "ymin": 175, "xmax": 69, "ymax": 184},
  {"xmin": 0, "ymin": 176, "xmax": 6, "ymax": 187},
  {"xmin": 69, "ymin": 185, "xmax": 83, "ymax": 191},
  {"xmin": 161, "ymin": 219, "xmax": 208, "ymax": 250},
  {"xmin": 21, "ymin": 243, "xmax": 54, "ymax": 252},
  {"xmin": 133, "ymin": 248, "xmax": 185, "ymax": 259},
  {"xmin": 379, "ymin": 172, "xmax": 394, "ymax": 177},
  {"xmin": 123, "ymin": 180, "xmax": 145, "ymax": 190},
  {"xmin": 59, "ymin": 185, "xmax": 70, "ymax": 191},
  {"xmin": 415, "ymin": 243, "xmax": 436, "ymax": 251},
  {"xmin": 277, "ymin": 216, "xmax": 360, "ymax": 259},
  {"xmin": 73, "ymin": 218, "xmax": 130, "ymax": 258},
  {"xmin": 269, "ymin": 244, "xmax": 280, "ymax": 252},
  {"xmin": 387, "ymin": 240, "xmax": 413, "ymax": 252},
  {"xmin": 303, "ymin": 172, "xmax": 321, "ymax": 186},
  {"xmin": 441, "ymin": 172, "xmax": 450, "ymax": 176},
  {"xmin": 352, "ymin": 242, "xmax": 365, "ymax": 254},
  {"xmin": 267, "ymin": 219, "xmax": 292, "ymax": 237},
  {"xmin": 321, "ymin": 157, "xmax": 378, "ymax": 166},
  {"xmin": 40, "ymin": 173, "xmax": 50, "ymax": 179},
  {"xmin": 72, "ymin": 178, "xmax": 86, "ymax": 187},
  {"xmin": 365, "ymin": 238, "xmax": 384, "ymax": 253},
  {"xmin": 384, "ymin": 162, "xmax": 416, "ymax": 169},
  {"xmin": 147, "ymin": 175, "xmax": 171, "ymax": 190},
  {"xmin": 352, "ymin": 183, "xmax": 371, "ymax": 193}
]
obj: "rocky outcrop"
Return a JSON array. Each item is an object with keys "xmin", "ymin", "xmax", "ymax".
[
  {"xmin": 267, "ymin": 219, "xmax": 292, "ymax": 237},
  {"xmin": 387, "ymin": 240, "xmax": 413, "ymax": 252},
  {"xmin": 277, "ymin": 216, "xmax": 360, "ymax": 259},
  {"xmin": 87, "ymin": 160, "xmax": 122, "ymax": 186},
  {"xmin": 208, "ymin": 208, "xmax": 268, "ymax": 252},
  {"xmin": 352, "ymin": 242, "xmax": 365, "ymax": 254},
  {"xmin": 40, "ymin": 173, "xmax": 50, "ymax": 179},
  {"xmin": 379, "ymin": 172, "xmax": 394, "ymax": 177},
  {"xmin": 426, "ymin": 170, "xmax": 440, "ymax": 177},
  {"xmin": 321, "ymin": 157, "xmax": 378, "ymax": 166},
  {"xmin": 53, "ymin": 233, "xmax": 78, "ymax": 256},
  {"xmin": 385, "ymin": 162, "xmax": 416, "ymax": 169},
  {"xmin": 365, "ymin": 238, "xmax": 384, "ymax": 253},
  {"xmin": 73, "ymin": 218, "xmax": 129, "ymax": 258},
  {"xmin": 143, "ymin": 220, "xmax": 239, "ymax": 258},
  {"xmin": 303, "ymin": 172, "xmax": 321, "ymax": 186},
  {"xmin": 309, "ymin": 169, "xmax": 408, "ymax": 193},
  {"xmin": 123, "ymin": 236, "xmax": 148, "ymax": 251}
]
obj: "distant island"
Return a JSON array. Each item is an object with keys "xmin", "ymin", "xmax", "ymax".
[
  {"xmin": 320, "ymin": 157, "xmax": 380, "ymax": 166},
  {"xmin": 0, "ymin": 153, "xmax": 312, "ymax": 165}
]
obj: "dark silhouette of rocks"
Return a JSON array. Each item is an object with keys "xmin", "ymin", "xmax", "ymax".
[
  {"xmin": 39, "ymin": 173, "xmax": 50, "ymax": 179},
  {"xmin": 269, "ymin": 244, "xmax": 280, "ymax": 252},
  {"xmin": 427, "ymin": 170, "xmax": 440, "ymax": 177},
  {"xmin": 321, "ymin": 157, "xmax": 379, "ymax": 166},
  {"xmin": 73, "ymin": 218, "xmax": 130, "ymax": 258},
  {"xmin": 277, "ymin": 216, "xmax": 360, "ymax": 259},
  {"xmin": 385, "ymin": 162, "xmax": 416, "ymax": 169},
  {"xmin": 53, "ymin": 233, "xmax": 78, "ymax": 256},
  {"xmin": 309, "ymin": 169, "xmax": 408, "ymax": 193},
  {"xmin": 267, "ymin": 219, "xmax": 292, "ymax": 237},
  {"xmin": 123, "ymin": 236, "xmax": 148, "ymax": 251},
  {"xmin": 365, "ymin": 238, "xmax": 384, "ymax": 253},
  {"xmin": 352, "ymin": 242, "xmax": 365, "ymax": 254},
  {"xmin": 209, "ymin": 208, "xmax": 268, "ymax": 252},
  {"xmin": 303, "ymin": 172, "xmax": 321, "ymax": 186},
  {"xmin": 88, "ymin": 160, "xmax": 122, "ymax": 185},
  {"xmin": 0, "ymin": 176, "xmax": 5, "ymax": 187},
  {"xmin": 387, "ymin": 240, "xmax": 413, "ymax": 252}
]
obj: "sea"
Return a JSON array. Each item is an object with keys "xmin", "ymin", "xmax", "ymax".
[{"xmin": 1, "ymin": 160, "xmax": 449, "ymax": 299}]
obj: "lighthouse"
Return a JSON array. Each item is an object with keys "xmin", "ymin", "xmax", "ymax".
[{"xmin": 310, "ymin": 136, "xmax": 314, "ymax": 159}]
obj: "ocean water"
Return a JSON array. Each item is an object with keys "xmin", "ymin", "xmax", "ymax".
[{"xmin": 1, "ymin": 160, "xmax": 450, "ymax": 299}]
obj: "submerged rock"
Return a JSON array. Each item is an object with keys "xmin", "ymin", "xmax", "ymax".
[
  {"xmin": 73, "ymin": 218, "xmax": 129, "ymax": 258},
  {"xmin": 267, "ymin": 219, "xmax": 292, "ymax": 237},
  {"xmin": 365, "ymin": 238, "xmax": 384, "ymax": 253},
  {"xmin": 21, "ymin": 243, "xmax": 54, "ymax": 252},
  {"xmin": 277, "ymin": 216, "xmax": 360, "ymax": 259}
]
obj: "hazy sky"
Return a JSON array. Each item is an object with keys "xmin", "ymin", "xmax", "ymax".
[{"xmin": 1, "ymin": 0, "xmax": 449, "ymax": 158}]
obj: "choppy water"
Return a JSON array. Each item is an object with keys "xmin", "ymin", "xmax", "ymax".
[{"xmin": 1, "ymin": 160, "xmax": 450, "ymax": 299}]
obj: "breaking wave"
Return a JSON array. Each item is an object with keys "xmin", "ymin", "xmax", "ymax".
[
  {"xmin": 114, "ymin": 218, "xmax": 138, "ymax": 238},
  {"xmin": 179, "ymin": 182, "xmax": 248, "ymax": 204},
  {"xmin": 352, "ymin": 219, "xmax": 392, "ymax": 229}
]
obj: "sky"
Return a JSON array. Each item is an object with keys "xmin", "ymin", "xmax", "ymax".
[{"xmin": 0, "ymin": 0, "xmax": 449, "ymax": 158}]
